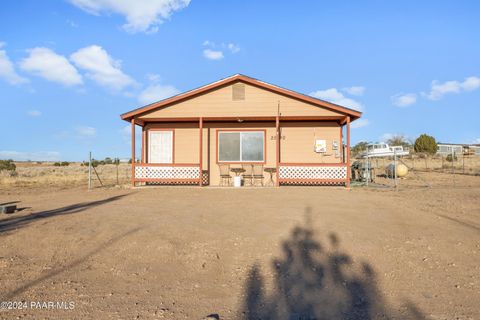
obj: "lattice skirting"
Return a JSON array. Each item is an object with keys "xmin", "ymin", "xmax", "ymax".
[
  {"xmin": 280, "ymin": 180, "xmax": 346, "ymax": 186},
  {"xmin": 279, "ymin": 166, "xmax": 347, "ymax": 185},
  {"xmin": 135, "ymin": 166, "xmax": 200, "ymax": 181}
]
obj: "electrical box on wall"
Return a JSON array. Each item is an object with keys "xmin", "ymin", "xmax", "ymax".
[
  {"xmin": 332, "ymin": 140, "xmax": 338, "ymax": 150},
  {"xmin": 315, "ymin": 139, "xmax": 327, "ymax": 153}
]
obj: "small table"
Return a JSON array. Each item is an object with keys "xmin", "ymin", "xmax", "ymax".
[
  {"xmin": 264, "ymin": 167, "xmax": 277, "ymax": 187},
  {"xmin": 230, "ymin": 168, "xmax": 245, "ymax": 176}
]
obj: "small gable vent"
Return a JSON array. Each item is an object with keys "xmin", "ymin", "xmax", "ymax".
[{"xmin": 232, "ymin": 83, "xmax": 245, "ymax": 101}]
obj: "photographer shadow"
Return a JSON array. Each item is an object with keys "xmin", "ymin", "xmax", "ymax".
[{"xmin": 241, "ymin": 210, "xmax": 425, "ymax": 320}]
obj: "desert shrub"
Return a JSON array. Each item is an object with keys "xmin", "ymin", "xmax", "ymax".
[
  {"xmin": 414, "ymin": 134, "xmax": 438, "ymax": 155},
  {"xmin": 53, "ymin": 161, "xmax": 70, "ymax": 167},
  {"xmin": 446, "ymin": 154, "xmax": 457, "ymax": 162},
  {"xmin": 81, "ymin": 159, "xmax": 101, "ymax": 167},
  {"xmin": 0, "ymin": 159, "xmax": 16, "ymax": 172},
  {"xmin": 104, "ymin": 157, "xmax": 113, "ymax": 164},
  {"xmin": 351, "ymin": 141, "xmax": 368, "ymax": 157}
]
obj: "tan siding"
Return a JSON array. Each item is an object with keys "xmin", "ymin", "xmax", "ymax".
[
  {"xmin": 139, "ymin": 83, "xmax": 343, "ymax": 119},
  {"xmin": 280, "ymin": 122, "xmax": 342, "ymax": 164}
]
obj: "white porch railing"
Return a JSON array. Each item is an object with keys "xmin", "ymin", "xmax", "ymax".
[
  {"xmin": 134, "ymin": 164, "xmax": 200, "ymax": 183},
  {"xmin": 278, "ymin": 163, "xmax": 348, "ymax": 185}
]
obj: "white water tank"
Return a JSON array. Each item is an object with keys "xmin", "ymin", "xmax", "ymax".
[{"xmin": 386, "ymin": 163, "xmax": 408, "ymax": 178}]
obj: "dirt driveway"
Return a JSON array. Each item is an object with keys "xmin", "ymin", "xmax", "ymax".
[{"xmin": 1, "ymin": 174, "xmax": 479, "ymax": 319}]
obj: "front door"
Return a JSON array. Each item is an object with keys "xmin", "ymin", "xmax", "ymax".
[{"xmin": 148, "ymin": 130, "xmax": 173, "ymax": 163}]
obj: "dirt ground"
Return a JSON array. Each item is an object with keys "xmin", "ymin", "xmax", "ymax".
[{"xmin": 0, "ymin": 172, "xmax": 479, "ymax": 319}]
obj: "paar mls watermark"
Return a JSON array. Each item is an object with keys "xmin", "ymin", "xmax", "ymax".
[{"xmin": 1, "ymin": 301, "xmax": 75, "ymax": 310}]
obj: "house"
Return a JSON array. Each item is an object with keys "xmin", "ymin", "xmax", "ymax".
[
  {"xmin": 120, "ymin": 74, "xmax": 362, "ymax": 187},
  {"xmin": 437, "ymin": 143, "xmax": 480, "ymax": 156}
]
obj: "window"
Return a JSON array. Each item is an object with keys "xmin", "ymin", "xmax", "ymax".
[{"xmin": 218, "ymin": 131, "xmax": 265, "ymax": 162}]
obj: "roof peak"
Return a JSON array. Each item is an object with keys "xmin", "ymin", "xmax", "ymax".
[{"xmin": 120, "ymin": 74, "xmax": 362, "ymax": 121}]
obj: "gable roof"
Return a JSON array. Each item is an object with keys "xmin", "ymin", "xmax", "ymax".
[{"xmin": 120, "ymin": 74, "xmax": 362, "ymax": 121}]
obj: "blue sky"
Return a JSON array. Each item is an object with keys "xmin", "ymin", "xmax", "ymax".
[{"xmin": 0, "ymin": 0, "xmax": 479, "ymax": 161}]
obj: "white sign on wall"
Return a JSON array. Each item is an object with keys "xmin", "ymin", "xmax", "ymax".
[{"xmin": 315, "ymin": 139, "xmax": 327, "ymax": 153}]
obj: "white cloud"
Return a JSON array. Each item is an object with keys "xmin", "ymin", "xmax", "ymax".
[
  {"xmin": 202, "ymin": 41, "xmax": 240, "ymax": 60},
  {"xmin": 146, "ymin": 73, "xmax": 161, "ymax": 82},
  {"xmin": 0, "ymin": 45, "xmax": 29, "ymax": 85},
  {"xmin": 424, "ymin": 76, "xmax": 480, "ymax": 100},
  {"xmin": 203, "ymin": 49, "xmax": 224, "ymax": 60},
  {"xmin": 227, "ymin": 43, "xmax": 240, "ymax": 54},
  {"xmin": 462, "ymin": 76, "xmax": 480, "ymax": 91},
  {"xmin": 69, "ymin": 0, "xmax": 190, "ymax": 34},
  {"xmin": 351, "ymin": 118, "xmax": 369, "ymax": 129},
  {"xmin": 343, "ymin": 86, "xmax": 365, "ymax": 96},
  {"xmin": 391, "ymin": 93, "xmax": 417, "ymax": 107},
  {"xmin": 0, "ymin": 151, "xmax": 60, "ymax": 161},
  {"xmin": 138, "ymin": 84, "xmax": 180, "ymax": 105},
  {"xmin": 75, "ymin": 126, "xmax": 96, "ymax": 138},
  {"xmin": 20, "ymin": 47, "xmax": 82, "ymax": 86},
  {"xmin": 27, "ymin": 110, "xmax": 42, "ymax": 117},
  {"xmin": 309, "ymin": 88, "xmax": 363, "ymax": 111},
  {"xmin": 70, "ymin": 45, "xmax": 135, "ymax": 91}
]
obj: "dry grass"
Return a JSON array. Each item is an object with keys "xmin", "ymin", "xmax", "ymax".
[
  {"xmin": 359, "ymin": 155, "xmax": 480, "ymax": 175},
  {"xmin": 0, "ymin": 163, "xmax": 132, "ymax": 189},
  {"xmin": 1, "ymin": 155, "xmax": 479, "ymax": 190}
]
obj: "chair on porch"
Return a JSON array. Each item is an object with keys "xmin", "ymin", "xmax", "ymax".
[
  {"xmin": 219, "ymin": 164, "xmax": 232, "ymax": 186},
  {"xmin": 242, "ymin": 164, "xmax": 253, "ymax": 186},
  {"xmin": 252, "ymin": 164, "xmax": 264, "ymax": 186}
]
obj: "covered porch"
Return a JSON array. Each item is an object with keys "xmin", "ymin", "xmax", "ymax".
[{"xmin": 129, "ymin": 115, "xmax": 352, "ymax": 187}]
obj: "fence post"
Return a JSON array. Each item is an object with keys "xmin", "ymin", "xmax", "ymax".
[
  {"xmin": 394, "ymin": 149, "xmax": 397, "ymax": 188},
  {"xmin": 88, "ymin": 151, "xmax": 92, "ymax": 190}
]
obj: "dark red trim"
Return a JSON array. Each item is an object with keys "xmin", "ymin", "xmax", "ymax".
[
  {"xmin": 280, "ymin": 163, "xmax": 347, "ymax": 167},
  {"xmin": 135, "ymin": 163, "xmax": 199, "ymax": 167},
  {"xmin": 131, "ymin": 119, "xmax": 135, "ymax": 187},
  {"xmin": 139, "ymin": 115, "xmax": 346, "ymax": 123},
  {"xmin": 275, "ymin": 116, "xmax": 280, "ymax": 187},
  {"xmin": 199, "ymin": 117, "xmax": 203, "ymax": 187},
  {"xmin": 134, "ymin": 179, "xmax": 201, "ymax": 183},
  {"xmin": 346, "ymin": 116, "xmax": 351, "ymax": 188}
]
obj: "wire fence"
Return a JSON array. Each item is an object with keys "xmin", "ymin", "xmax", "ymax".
[{"xmin": 362, "ymin": 154, "xmax": 480, "ymax": 176}]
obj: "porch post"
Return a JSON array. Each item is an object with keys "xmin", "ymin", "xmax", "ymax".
[
  {"xmin": 199, "ymin": 117, "xmax": 203, "ymax": 187},
  {"xmin": 340, "ymin": 123, "xmax": 343, "ymax": 162},
  {"xmin": 141, "ymin": 126, "xmax": 146, "ymax": 163},
  {"xmin": 346, "ymin": 116, "xmax": 351, "ymax": 188},
  {"xmin": 275, "ymin": 115, "xmax": 280, "ymax": 187},
  {"xmin": 131, "ymin": 118, "xmax": 135, "ymax": 187}
]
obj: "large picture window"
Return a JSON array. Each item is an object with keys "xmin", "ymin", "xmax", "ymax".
[{"xmin": 218, "ymin": 131, "xmax": 265, "ymax": 162}]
